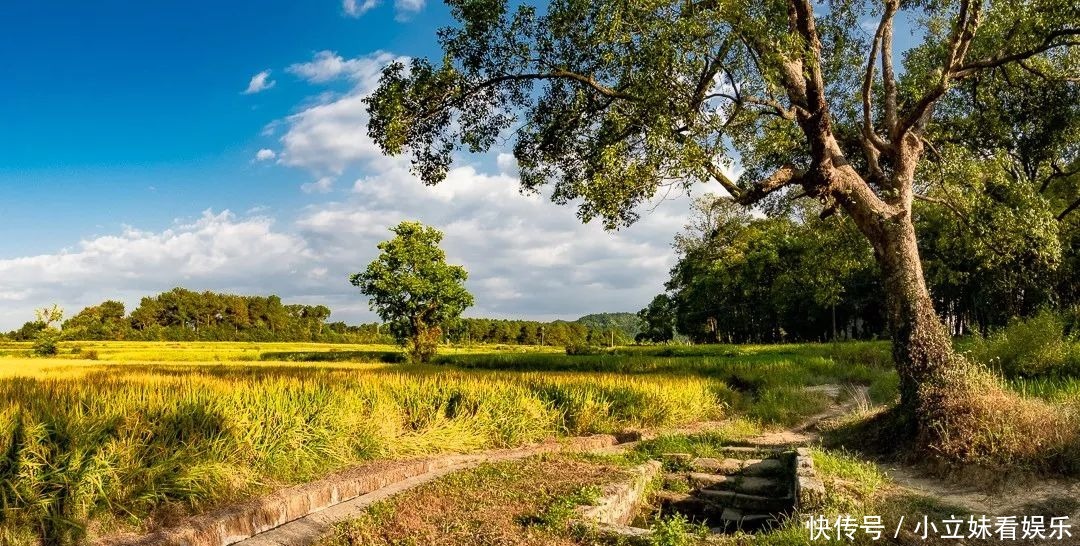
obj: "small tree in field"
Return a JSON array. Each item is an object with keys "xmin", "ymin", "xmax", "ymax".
[
  {"xmin": 351, "ymin": 221, "xmax": 474, "ymax": 362},
  {"xmin": 32, "ymin": 304, "xmax": 64, "ymax": 356}
]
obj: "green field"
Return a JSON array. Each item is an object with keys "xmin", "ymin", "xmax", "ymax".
[{"xmin": 0, "ymin": 340, "xmax": 1077, "ymax": 545}]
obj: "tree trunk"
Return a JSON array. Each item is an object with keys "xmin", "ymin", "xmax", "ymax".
[{"xmin": 872, "ymin": 213, "xmax": 955, "ymax": 424}]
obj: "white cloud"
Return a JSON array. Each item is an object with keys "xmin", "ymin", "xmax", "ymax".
[
  {"xmin": 0, "ymin": 46, "xmax": 729, "ymax": 330},
  {"xmin": 287, "ymin": 50, "xmax": 397, "ymax": 84},
  {"xmin": 277, "ymin": 52, "xmax": 404, "ymax": 173},
  {"xmin": 294, "ymin": 158, "xmax": 698, "ymax": 319},
  {"xmin": 343, "ymin": 0, "xmax": 420, "ymax": 20},
  {"xmin": 393, "ymin": 0, "xmax": 425, "ymax": 20},
  {"xmin": 0, "ymin": 211, "xmax": 317, "ymax": 329},
  {"xmin": 343, "ymin": 0, "xmax": 380, "ymax": 17},
  {"xmin": 302, "ymin": 176, "xmax": 336, "ymax": 194},
  {"xmin": 243, "ymin": 70, "xmax": 276, "ymax": 94},
  {"xmin": 261, "ymin": 47, "xmax": 726, "ymax": 322},
  {"xmin": 255, "ymin": 148, "xmax": 277, "ymax": 161},
  {"xmin": 0, "ymin": 159, "xmax": 719, "ymax": 328}
]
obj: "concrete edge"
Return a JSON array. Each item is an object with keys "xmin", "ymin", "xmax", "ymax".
[
  {"xmin": 96, "ymin": 434, "xmax": 620, "ymax": 546},
  {"xmin": 573, "ymin": 459, "xmax": 663, "ymax": 538},
  {"xmin": 794, "ymin": 447, "xmax": 826, "ymax": 510}
]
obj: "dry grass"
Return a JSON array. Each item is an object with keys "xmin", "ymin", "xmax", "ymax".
[
  {"xmin": 320, "ymin": 454, "xmax": 623, "ymax": 546},
  {"xmin": 921, "ymin": 365, "xmax": 1080, "ymax": 475}
]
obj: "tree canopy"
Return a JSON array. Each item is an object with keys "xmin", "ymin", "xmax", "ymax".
[
  {"xmin": 366, "ymin": 0, "xmax": 1077, "ymax": 223},
  {"xmin": 351, "ymin": 221, "xmax": 475, "ymax": 362}
]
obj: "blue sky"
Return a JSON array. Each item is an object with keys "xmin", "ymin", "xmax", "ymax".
[
  {"xmin": 0, "ymin": 1, "xmax": 449, "ymax": 255},
  {"xmin": 0, "ymin": 1, "xmax": 914, "ymax": 330},
  {"xmin": 0, "ymin": 0, "xmax": 713, "ymax": 329}
]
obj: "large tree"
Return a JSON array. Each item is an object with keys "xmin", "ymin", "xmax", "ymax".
[
  {"xmin": 351, "ymin": 221, "xmax": 474, "ymax": 362},
  {"xmin": 364, "ymin": 0, "xmax": 1078, "ymax": 438}
]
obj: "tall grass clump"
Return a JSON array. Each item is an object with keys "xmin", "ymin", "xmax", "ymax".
[{"xmin": 919, "ymin": 363, "xmax": 1080, "ymax": 475}]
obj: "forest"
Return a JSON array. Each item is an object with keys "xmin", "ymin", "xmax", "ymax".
[{"xmin": 639, "ymin": 186, "xmax": 1080, "ymax": 344}]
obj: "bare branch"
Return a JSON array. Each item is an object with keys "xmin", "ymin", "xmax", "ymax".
[
  {"xmin": 880, "ymin": 0, "xmax": 899, "ymax": 133},
  {"xmin": 542, "ymin": 69, "xmax": 640, "ymax": 100},
  {"xmin": 1040, "ymin": 162, "xmax": 1080, "ymax": 193},
  {"xmin": 705, "ymin": 162, "xmax": 745, "ymax": 200},
  {"xmin": 861, "ymin": 4, "xmax": 891, "ymax": 152},
  {"xmin": 706, "ymin": 91, "xmax": 798, "ymax": 120},
  {"xmin": 735, "ymin": 164, "xmax": 804, "ymax": 205},
  {"xmin": 860, "ymin": 1, "xmax": 899, "ymax": 185},
  {"xmin": 690, "ymin": 40, "xmax": 734, "ymax": 111},
  {"xmin": 788, "ymin": 0, "xmax": 828, "ymax": 114}
]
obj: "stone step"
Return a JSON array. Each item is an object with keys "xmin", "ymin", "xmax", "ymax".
[
  {"xmin": 717, "ymin": 446, "xmax": 783, "ymax": 458},
  {"xmin": 687, "ymin": 457, "xmax": 743, "ymax": 474},
  {"xmin": 696, "ymin": 489, "xmax": 795, "ymax": 513},
  {"xmin": 652, "ymin": 491, "xmax": 723, "ymax": 519},
  {"xmin": 686, "ymin": 457, "xmax": 787, "ymax": 476},
  {"xmin": 687, "ymin": 474, "xmax": 791, "ymax": 497}
]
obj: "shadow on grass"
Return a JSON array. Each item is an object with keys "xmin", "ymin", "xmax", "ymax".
[
  {"xmin": 260, "ymin": 350, "xmax": 405, "ymax": 363},
  {"xmin": 820, "ymin": 405, "xmax": 918, "ymax": 461}
]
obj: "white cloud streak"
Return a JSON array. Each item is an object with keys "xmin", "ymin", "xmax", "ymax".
[
  {"xmin": 301, "ymin": 176, "xmax": 336, "ymax": 194},
  {"xmin": 243, "ymin": 70, "xmax": 276, "ymax": 94},
  {"xmin": 287, "ymin": 50, "xmax": 398, "ymax": 84},
  {"xmin": 393, "ymin": 0, "xmax": 425, "ymax": 19},
  {"xmin": 343, "ymin": 0, "xmax": 380, "ymax": 17}
]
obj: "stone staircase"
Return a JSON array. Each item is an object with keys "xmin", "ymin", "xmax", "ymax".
[{"xmin": 652, "ymin": 447, "xmax": 800, "ymax": 533}]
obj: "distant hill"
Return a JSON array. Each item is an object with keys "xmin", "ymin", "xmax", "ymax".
[{"xmin": 575, "ymin": 312, "xmax": 643, "ymax": 340}]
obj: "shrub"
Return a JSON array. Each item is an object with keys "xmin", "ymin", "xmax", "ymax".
[
  {"xmin": 970, "ymin": 310, "xmax": 1080, "ymax": 378},
  {"xmin": 31, "ymin": 330, "xmax": 60, "ymax": 356},
  {"xmin": 648, "ymin": 513, "xmax": 708, "ymax": 546},
  {"xmin": 921, "ymin": 364, "xmax": 1080, "ymax": 474}
]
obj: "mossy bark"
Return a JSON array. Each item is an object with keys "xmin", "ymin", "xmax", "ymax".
[{"xmin": 873, "ymin": 214, "xmax": 956, "ymax": 432}]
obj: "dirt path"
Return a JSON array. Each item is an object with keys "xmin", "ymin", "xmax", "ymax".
[
  {"xmin": 96, "ymin": 435, "xmax": 621, "ymax": 546},
  {"xmin": 742, "ymin": 383, "xmax": 870, "ymax": 446},
  {"xmin": 797, "ymin": 385, "xmax": 1080, "ymax": 521},
  {"xmin": 882, "ymin": 465, "xmax": 1080, "ymax": 519}
]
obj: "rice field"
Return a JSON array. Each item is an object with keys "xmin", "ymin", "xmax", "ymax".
[{"xmin": 0, "ymin": 340, "xmax": 1075, "ymax": 545}]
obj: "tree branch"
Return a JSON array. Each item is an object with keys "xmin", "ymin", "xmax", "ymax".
[
  {"xmin": 880, "ymin": 0, "xmax": 899, "ymax": 134},
  {"xmin": 1040, "ymin": 162, "xmax": 1080, "ymax": 193},
  {"xmin": 954, "ymin": 29, "xmax": 1080, "ymax": 78},
  {"xmin": 735, "ymin": 165, "xmax": 804, "ymax": 205},
  {"xmin": 860, "ymin": 4, "xmax": 892, "ymax": 153},
  {"xmin": 897, "ymin": 0, "xmax": 982, "ymax": 136},
  {"xmin": 788, "ymin": 0, "xmax": 828, "ymax": 114},
  {"xmin": 707, "ymin": 91, "xmax": 798, "ymax": 120},
  {"xmin": 1058, "ymin": 195, "xmax": 1080, "ymax": 221},
  {"xmin": 690, "ymin": 40, "xmax": 734, "ymax": 111},
  {"xmin": 705, "ymin": 162, "xmax": 745, "ymax": 200}
]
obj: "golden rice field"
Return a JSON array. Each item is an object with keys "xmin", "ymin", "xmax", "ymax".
[{"xmin": 0, "ymin": 341, "xmax": 772, "ymax": 545}]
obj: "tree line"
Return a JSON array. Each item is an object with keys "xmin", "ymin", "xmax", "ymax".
[{"xmin": 2, "ymin": 287, "xmax": 639, "ymax": 346}]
